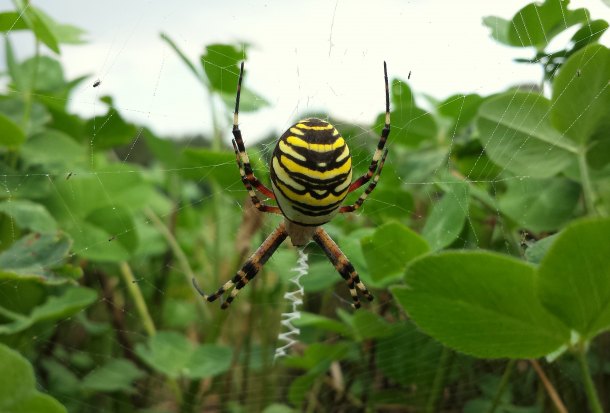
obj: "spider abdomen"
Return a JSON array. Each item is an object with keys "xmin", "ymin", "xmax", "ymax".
[{"xmin": 270, "ymin": 118, "xmax": 352, "ymax": 226}]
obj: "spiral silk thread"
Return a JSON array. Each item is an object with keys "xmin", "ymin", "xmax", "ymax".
[{"xmin": 274, "ymin": 249, "xmax": 308, "ymax": 361}]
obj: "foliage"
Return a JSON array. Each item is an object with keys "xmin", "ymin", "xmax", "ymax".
[{"xmin": 0, "ymin": 0, "xmax": 609, "ymax": 412}]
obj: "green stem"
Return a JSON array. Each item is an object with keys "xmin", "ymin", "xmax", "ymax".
[
  {"xmin": 577, "ymin": 147, "xmax": 600, "ymax": 217},
  {"xmin": 119, "ymin": 262, "xmax": 156, "ymax": 337},
  {"xmin": 144, "ymin": 207, "xmax": 210, "ymax": 320},
  {"xmin": 576, "ymin": 344, "xmax": 603, "ymax": 413},
  {"xmin": 486, "ymin": 359, "xmax": 516, "ymax": 413},
  {"xmin": 425, "ymin": 346, "xmax": 453, "ymax": 413}
]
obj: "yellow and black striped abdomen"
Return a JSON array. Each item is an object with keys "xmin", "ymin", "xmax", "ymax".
[{"xmin": 270, "ymin": 118, "xmax": 352, "ymax": 226}]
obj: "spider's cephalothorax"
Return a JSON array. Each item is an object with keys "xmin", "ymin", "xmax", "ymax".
[{"xmin": 193, "ymin": 62, "xmax": 391, "ymax": 310}]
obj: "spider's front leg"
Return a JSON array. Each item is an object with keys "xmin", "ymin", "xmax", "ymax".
[
  {"xmin": 193, "ymin": 223, "xmax": 288, "ymax": 309},
  {"xmin": 312, "ymin": 227, "xmax": 373, "ymax": 309}
]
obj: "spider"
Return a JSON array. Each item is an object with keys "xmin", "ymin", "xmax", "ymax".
[{"xmin": 193, "ymin": 62, "xmax": 391, "ymax": 310}]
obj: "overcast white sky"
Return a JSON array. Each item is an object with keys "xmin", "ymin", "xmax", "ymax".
[{"xmin": 3, "ymin": 0, "xmax": 609, "ymax": 142}]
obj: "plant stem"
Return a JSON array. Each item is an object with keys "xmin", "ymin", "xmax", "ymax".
[
  {"xmin": 486, "ymin": 359, "xmax": 515, "ymax": 413},
  {"xmin": 144, "ymin": 207, "xmax": 210, "ymax": 320},
  {"xmin": 530, "ymin": 359, "xmax": 567, "ymax": 413},
  {"xmin": 119, "ymin": 261, "xmax": 156, "ymax": 337},
  {"xmin": 577, "ymin": 147, "xmax": 600, "ymax": 217},
  {"xmin": 576, "ymin": 344, "xmax": 604, "ymax": 413},
  {"xmin": 425, "ymin": 346, "xmax": 453, "ymax": 413}
]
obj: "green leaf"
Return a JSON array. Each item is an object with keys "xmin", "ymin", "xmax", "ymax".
[
  {"xmin": 438, "ymin": 93, "xmax": 484, "ymax": 136},
  {"xmin": 293, "ymin": 312, "xmax": 351, "ymax": 336},
  {"xmin": 135, "ymin": 332, "xmax": 232, "ymax": 379},
  {"xmin": 422, "ymin": 181, "xmax": 470, "ymax": 250},
  {"xmin": 0, "ymin": 344, "xmax": 66, "ymax": 413},
  {"xmin": 524, "ymin": 234, "xmax": 559, "ymax": 264},
  {"xmin": 0, "ymin": 287, "xmax": 96, "ymax": 335},
  {"xmin": 20, "ymin": 56, "xmax": 65, "ymax": 91},
  {"xmin": 552, "ymin": 44, "xmax": 610, "ymax": 145},
  {"xmin": 85, "ymin": 206, "xmax": 138, "ymax": 255},
  {"xmin": 482, "ymin": 16, "xmax": 512, "ymax": 46},
  {"xmin": 263, "ymin": 404, "xmax": 296, "ymax": 413},
  {"xmin": 81, "ymin": 359, "xmax": 145, "ymax": 393},
  {"xmin": 0, "ymin": 12, "xmax": 28, "ymax": 32},
  {"xmin": 498, "ymin": 177, "xmax": 580, "ymax": 232},
  {"xmin": 0, "ymin": 200, "xmax": 57, "ymax": 233},
  {"xmin": 361, "ymin": 222, "xmax": 429, "ymax": 285},
  {"xmin": 571, "ymin": 19, "xmax": 608, "ymax": 51},
  {"xmin": 201, "ymin": 44, "xmax": 243, "ymax": 94},
  {"xmin": 21, "ymin": 130, "xmax": 86, "ymax": 173},
  {"xmin": 84, "ymin": 108, "xmax": 138, "ymax": 150},
  {"xmin": 477, "ymin": 92, "xmax": 577, "ymax": 178},
  {"xmin": 0, "ymin": 232, "xmax": 80, "ymax": 284},
  {"xmin": 186, "ymin": 344, "xmax": 233, "ymax": 379},
  {"xmin": 22, "ymin": 5, "xmax": 60, "ymax": 54},
  {"xmin": 0, "ymin": 113, "xmax": 25, "ymax": 147},
  {"xmin": 350, "ymin": 311, "xmax": 393, "ymax": 341},
  {"xmin": 219, "ymin": 87, "xmax": 269, "ymax": 112},
  {"xmin": 65, "ymin": 220, "xmax": 130, "ymax": 262},
  {"xmin": 393, "ymin": 251, "xmax": 570, "ymax": 358},
  {"xmin": 537, "ymin": 217, "xmax": 610, "ymax": 340},
  {"xmin": 33, "ymin": 8, "xmax": 86, "ymax": 44},
  {"xmin": 180, "ymin": 148, "xmax": 243, "ymax": 191},
  {"xmin": 507, "ymin": 0, "xmax": 588, "ymax": 50},
  {"xmin": 375, "ymin": 105, "xmax": 437, "ymax": 148},
  {"xmin": 377, "ymin": 322, "xmax": 443, "ymax": 386}
]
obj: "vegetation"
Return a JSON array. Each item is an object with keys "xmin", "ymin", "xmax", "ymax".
[{"xmin": 0, "ymin": 0, "xmax": 609, "ymax": 412}]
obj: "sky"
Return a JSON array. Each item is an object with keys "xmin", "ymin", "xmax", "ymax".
[{"xmin": 2, "ymin": 0, "xmax": 609, "ymax": 142}]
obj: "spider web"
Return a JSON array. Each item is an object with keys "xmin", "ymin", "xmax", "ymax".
[{"xmin": 1, "ymin": 0, "xmax": 609, "ymax": 412}]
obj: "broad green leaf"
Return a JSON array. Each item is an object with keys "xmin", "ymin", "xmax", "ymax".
[
  {"xmin": 571, "ymin": 19, "xmax": 608, "ymax": 51},
  {"xmin": 377, "ymin": 322, "xmax": 443, "ymax": 386},
  {"xmin": 375, "ymin": 105, "xmax": 437, "ymax": 148},
  {"xmin": 422, "ymin": 181, "xmax": 470, "ymax": 250},
  {"xmin": 0, "ymin": 287, "xmax": 96, "ymax": 335},
  {"xmin": 0, "ymin": 200, "xmax": 57, "ymax": 233},
  {"xmin": 180, "ymin": 148, "xmax": 243, "ymax": 192},
  {"xmin": 135, "ymin": 332, "xmax": 232, "ymax": 379},
  {"xmin": 393, "ymin": 251, "xmax": 570, "ymax": 358},
  {"xmin": 0, "ymin": 12, "xmax": 28, "ymax": 32},
  {"xmin": 498, "ymin": 177, "xmax": 580, "ymax": 232},
  {"xmin": 81, "ymin": 359, "xmax": 145, "ymax": 393},
  {"xmin": 201, "ymin": 44, "xmax": 243, "ymax": 94},
  {"xmin": 0, "ymin": 98, "xmax": 50, "ymax": 136},
  {"xmin": 66, "ymin": 220, "xmax": 130, "ymax": 262},
  {"xmin": 358, "ymin": 186, "xmax": 414, "ymax": 220},
  {"xmin": 537, "ymin": 218, "xmax": 610, "ymax": 340},
  {"xmin": 186, "ymin": 344, "xmax": 233, "ymax": 379},
  {"xmin": 0, "ymin": 113, "xmax": 25, "ymax": 147},
  {"xmin": 0, "ymin": 344, "xmax": 66, "ymax": 413},
  {"xmin": 220, "ymin": 87, "xmax": 269, "ymax": 112},
  {"xmin": 524, "ymin": 234, "xmax": 559, "ymax": 264},
  {"xmin": 293, "ymin": 312, "xmax": 351, "ymax": 336},
  {"xmin": 552, "ymin": 44, "xmax": 610, "ymax": 145},
  {"xmin": 263, "ymin": 404, "xmax": 296, "ymax": 413},
  {"xmin": 22, "ymin": 5, "xmax": 60, "ymax": 53},
  {"xmin": 0, "ymin": 232, "xmax": 80, "ymax": 284},
  {"xmin": 21, "ymin": 130, "xmax": 86, "ymax": 173},
  {"xmin": 282, "ymin": 342, "xmax": 350, "ymax": 370},
  {"xmin": 508, "ymin": 0, "xmax": 588, "ymax": 49},
  {"xmin": 84, "ymin": 108, "xmax": 138, "ymax": 150},
  {"xmin": 349, "ymin": 310, "xmax": 393, "ymax": 341},
  {"xmin": 34, "ymin": 8, "xmax": 86, "ymax": 44},
  {"xmin": 86, "ymin": 206, "xmax": 138, "ymax": 255},
  {"xmin": 482, "ymin": 16, "xmax": 511, "ymax": 46},
  {"xmin": 361, "ymin": 222, "xmax": 429, "ymax": 285},
  {"xmin": 19, "ymin": 56, "xmax": 65, "ymax": 91},
  {"xmin": 477, "ymin": 92, "xmax": 577, "ymax": 178},
  {"xmin": 438, "ymin": 93, "xmax": 484, "ymax": 135}
]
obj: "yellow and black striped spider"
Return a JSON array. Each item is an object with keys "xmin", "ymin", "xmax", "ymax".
[{"xmin": 193, "ymin": 62, "xmax": 390, "ymax": 310}]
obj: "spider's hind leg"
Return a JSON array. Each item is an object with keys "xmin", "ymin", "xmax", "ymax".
[
  {"xmin": 312, "ymin": 227, "xmax": 374, "ymax": 309},
  {"xmin": 192, "ymin": 223, "xmax": 288, "ymax": 309}
]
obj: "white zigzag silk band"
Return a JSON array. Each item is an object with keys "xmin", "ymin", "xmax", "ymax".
[{"xmin": 274, "ymin": 249, "xmax": 308, "ymax": 361}]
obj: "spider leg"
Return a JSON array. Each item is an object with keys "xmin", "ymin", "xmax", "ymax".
[
  {"xmin": 312, "ymin": 227, "xmax": 373, "ymax": 309},
  {"xmin": 340, "ymin": 149, "xmax": 388, "ymax": 213},
  {"xmin": 192, "ymin": 222, "xmax": 288, "ymax": 309},
  {"xmin": 232, "ymin": 140, "xmax": 281, "ymax": 214},
  {"xmin": 232, "ymin": 62, "xmax": 275, "ymax": 199},
  {"xmin": 348, "ymin": 61, "xmax": 390, "ymax": 193}
]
